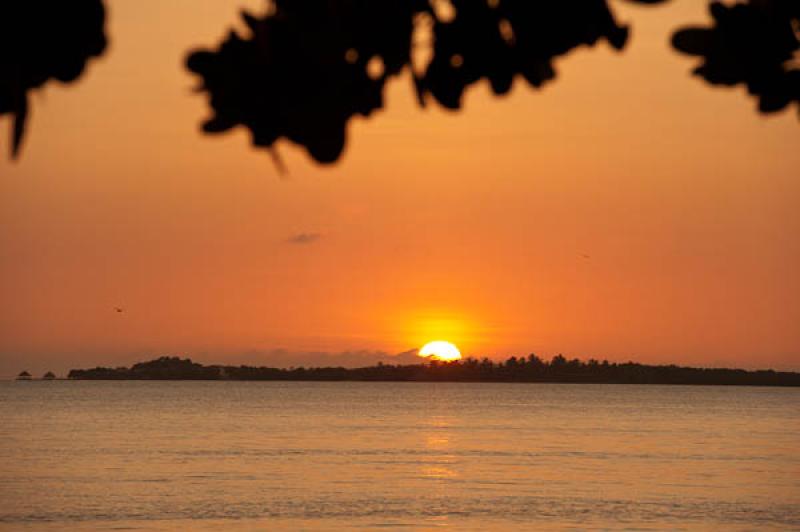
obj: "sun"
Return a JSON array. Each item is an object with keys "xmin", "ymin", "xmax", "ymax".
[{"xmin": 419, "ymin": 341, "xmax": 462, "ymax": 361}]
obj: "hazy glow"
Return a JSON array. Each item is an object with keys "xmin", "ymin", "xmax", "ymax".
[
  {"xmin": 0, "ymin": 0, "xmax": 798, "ymax": 376},
  {"xmin": 419, "ymin": 341, "xmax": 462, "ymax": 361}
]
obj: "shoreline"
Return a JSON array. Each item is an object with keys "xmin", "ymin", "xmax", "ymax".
[
  {"xmin": 12, "ymin": 378, "xmax": 800, "ymax": 387},
  {"xmin": 59, "ymin": 356, "xmax": 800, "ymax": 387}
]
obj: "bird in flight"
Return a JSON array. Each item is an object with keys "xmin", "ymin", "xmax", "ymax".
[{"xmin": 114, "ymin": 307, "xmax": 124, "ymax": 313}]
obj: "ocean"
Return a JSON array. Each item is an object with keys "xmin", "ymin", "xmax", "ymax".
[{"xmin": 1, "ymin": 381, "xmax": 798, "ymax": 530}]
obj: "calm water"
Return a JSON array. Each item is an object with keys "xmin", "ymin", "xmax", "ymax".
[{"xmin": 1, "ymin": 382, "xmax": 798, "ymax": 531}]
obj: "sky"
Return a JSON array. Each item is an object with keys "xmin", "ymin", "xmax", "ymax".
[{"xmin": 1, "ymin": 0, "xmax": 799, "ymax": 376}]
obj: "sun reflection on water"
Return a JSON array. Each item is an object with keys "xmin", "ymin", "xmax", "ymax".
[{"xmin": 421, "ymin": 415, "xmax": 459, "ymax": 481}]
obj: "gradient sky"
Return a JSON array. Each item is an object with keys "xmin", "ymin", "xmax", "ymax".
[{"xmin": 1, "ymin": 0, "xmax": 799, "ymax": 376}]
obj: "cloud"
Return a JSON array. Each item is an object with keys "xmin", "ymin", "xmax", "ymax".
[{"xmin": 286, "ymin": 232, "xmax": 322, "ymax": 245}]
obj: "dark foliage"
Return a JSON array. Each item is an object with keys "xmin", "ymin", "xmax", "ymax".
[
  {"xmin": 186, "ymin": 0, "xmax": 668, "ymax": 164},
  {"xmin": 2, "ymin": 2, "xmax": 796, "ymax": 162},
  {"xmin": 186, "ymin": 0, "xmax": 428, "ymax": 165},
  {"xmin": 68, "ymin": 355, "xmax": 800, "ymax": 386},
  {"xmin": 418, "ymin": 0, "xmax": 633, "ymax": 108},
  {"xmin": 673, "ymin": 0, "xmax": 800, "ymax": 115},
  {"xmin": 0, "ymin": 0, "xmax": 106, "ymax": 157},
  {"xmin": 66, "ymin": 357, "xmax": 222, "ymax": 380}
]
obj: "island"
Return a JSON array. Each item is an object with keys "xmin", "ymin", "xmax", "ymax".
[{"xmin": 67, "ymin": 355, "xmax": 800, "ymax": 386}]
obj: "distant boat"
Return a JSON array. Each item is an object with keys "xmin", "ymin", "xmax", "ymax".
[
  {"xmin": 42, "ymin": 372, "xmax": 56, "ymax": 380},
  {"xmin": 16, "ymin": 371, "xmax": 32, "ymax": 381}
]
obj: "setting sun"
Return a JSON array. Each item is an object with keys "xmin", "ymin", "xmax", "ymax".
[
  {"xmin": 2, "ymin": 1, "xmax": 798, "ymax": 529},
  {"xmin": 419, "ymin": 341, "xmax": 462, "ymax": 361}
]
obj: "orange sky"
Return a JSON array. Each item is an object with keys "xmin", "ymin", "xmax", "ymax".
[{"xmin": 1, "ymin": 0, "xmax": 799, "ymax": 375}]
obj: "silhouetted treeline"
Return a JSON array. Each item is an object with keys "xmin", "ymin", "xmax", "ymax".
[{"xmin": 67, "ymin": 355, "xmax": 800, "ymax": 386}]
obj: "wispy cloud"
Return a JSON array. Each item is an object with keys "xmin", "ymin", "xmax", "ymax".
[{"xmin": 286, "ymin": 232, "xmax": 322, "ymax": 245}]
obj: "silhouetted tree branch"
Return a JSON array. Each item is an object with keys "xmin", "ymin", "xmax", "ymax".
[
  {"xmin": 673, "ymin": 0, "xmax": 800, "ymax": 114},
  {"xmin": 185, "ymin": 0, "xmax": 798, "ymax": 164},
  {"xmin": 0, "ymin": 0, "xmax": 106, "ymax": 157},
  {"xmin": 186, "ymin": 0, "xmax": 670, "ymax": 164},
  {"xmin": 2, "ymin": 1, "xmax": 797, "ymax": 163}
]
